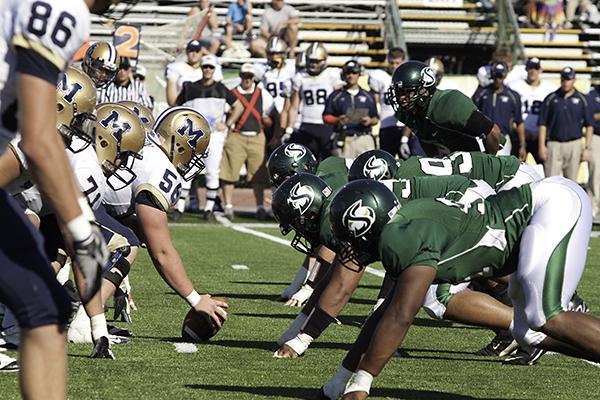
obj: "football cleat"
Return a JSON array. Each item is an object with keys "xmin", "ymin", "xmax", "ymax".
[
  {"xmin": 113, "ymin": 288, "xmax": 132, "ymax": 323},
  {"xmin": 474, "ymin": 330, "xmax": 517, "ymax": 357},
  {"xmin": 0, "ymin": 354, "xmax": 18, "ymax": 373},
  {"xmin": 90, "ymin": 336, "xmax": 115, "ymax": 359},
  {"xmin": 502, "ymin": 346, "xmax": 546, "ymax": 366},
  {"xmin": 568, "ymin": 291, "xmax": 590, "ymax": 313}
]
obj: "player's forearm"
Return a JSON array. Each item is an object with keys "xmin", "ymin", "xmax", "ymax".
[
  {"xmin": 0, "ymin": 150, "xmax": 22, "ymax": 188},
  {"xmin": 318, "ymin": 262, "xmax": 364, "ymax": 317},
  {"xmin": 148, "ymin": 245, "xmax": 195, "ymax": 298},
  {"xmin": 517, "ymin": 123, "xmax": 526, "ymax": 149},
  {"xmin": 166, "ymin": 81, "xmax": 179, "ymax": 106},
  {"xmin": 585, "ymin": 126, "xmax": 593, "ymax": 149},
  {"xmin": 538, "ymin": 126, "xmax": 547, "ymax": 149}
]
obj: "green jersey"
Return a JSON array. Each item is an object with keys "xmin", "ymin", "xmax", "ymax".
[
  {"xmin": 388, "ymin": 175, "xmax": 473, "ymax": 205},
  {"xmin": 396, "ymin": 151, "xmax": 521, "ymax": 191},
  {"xmin": 379, "ymin": 185, "xmax": 533, "ymax": 283},
  {"xmin": 316, "ymin": 156, "xmax": 351, "ymax": 191},
  {"xmin": 319, "ymin": 175, "xmax": 474, "ymax": 250},
  {"xmin": 395, "ymin": 89, "xmax": 488, "ymax": 153}
]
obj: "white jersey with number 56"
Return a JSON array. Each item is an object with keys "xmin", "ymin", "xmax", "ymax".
[
  {"xmin": 0, "ymin": 0, "xmax": 89, "ymax": 155},
  {"xmin": 104, "ymin": 143, "xmax": 183, "ymax": 217}
]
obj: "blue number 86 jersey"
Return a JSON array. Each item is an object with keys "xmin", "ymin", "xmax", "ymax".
[{"xmin": 0, "ymin": 0, "xmax": 89, "ymax": 155}]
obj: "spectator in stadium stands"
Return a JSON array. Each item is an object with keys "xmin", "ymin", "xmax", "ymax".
[
  {"xmin": 538, "ymin": 66, "xmax": 593, "ymax": 181},
  {"xmin": 565, "ymin": 0, "xmax": 600, "ymax": 28},
  {"xmin": 323, "ymin": 60, "xmax": 378, "ymax": 158},
  {"xmin": 97, "ymin": 57, "xmax": 153, "ymax": 109},
  {"xmin": 250, "ymin": 0, "xmax": 300, "ymax": 58},
  {"xmin": 586, "ymin": 82, "xmax": 600, "ymax": 218},
  {"xmin": 220, "ymin": 63, "xmax": 275, "ymax": 221},
  {"xmin": 508, "ymin": 57, "xmax": 557, "ymax": 163},
  {"xmin": 165, "ymin": 40, "xmax": 224, "ymax": 107},
  {"xmin": 225, "ymin": 0, "xmax": 253, "ymax": 48},
  {"xmin": 176, "ymin": 54, "xmax": 243, "ymax": 221},
  {"xmin": 188, "ymin": 0, "xmax": 223, "ymax": 54},
  {"xmin": 474, "ymin": 61, "xmax": 526, "ymax": 160}
]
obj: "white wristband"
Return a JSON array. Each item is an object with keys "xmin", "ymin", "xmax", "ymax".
[
  {"xmin": 78, "ymin": 197, "xmax": 95, "ymax": 221},
  {"xmin": 285, "ymin": 127, "xmax": 294, "ymax": 135},
  {"xmin": 186, "ymin": 290, "xmax": 202, "ymax": 308},
  {"xmin": 400, "ymin": 136, "xmax": 409, "ymax": 144},
  {"xmin": 344, "ymin": 369, "xmax": 373, "ymax": 395},
  {"xmin": 66, "ymin": 214, "xmax": 92, "ymax": 242}
]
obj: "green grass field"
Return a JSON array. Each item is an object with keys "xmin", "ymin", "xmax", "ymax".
[{"xmin": 2, "ymin": 219, "xmax": 600, "ymax": 399}]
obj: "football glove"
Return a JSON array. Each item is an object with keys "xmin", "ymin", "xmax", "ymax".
[
  {"xmin": 73, "ymin": 225, "xmax": 108, "ymax": 303},
  {"xmin": 399, "ymin": 136, "xmax": 411, "ymax": 160}
]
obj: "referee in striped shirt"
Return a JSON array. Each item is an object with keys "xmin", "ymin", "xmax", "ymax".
[{"xmin": 97, "ymin": 57, "xmax": 153, "ymax": 109}]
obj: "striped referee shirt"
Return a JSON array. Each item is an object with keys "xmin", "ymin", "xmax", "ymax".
[{"xmin": 97, "ymin": 79, "xmax": 153, "ymax": 109}]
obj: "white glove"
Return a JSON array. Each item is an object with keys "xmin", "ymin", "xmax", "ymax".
[
  {"xmin": 72, "ymin": 224, "xmax": 108, "ymax": 303},
  {"xmin": 285, "ymin": 283, "xmax": 313, "ymax": 307},
  {"xmin": 399, "ymin": 136, "xmax": 411, "ymax": 160},
  {"xmin": 281, "ymin": 127, "xmax": 294, "ymax": 144}
]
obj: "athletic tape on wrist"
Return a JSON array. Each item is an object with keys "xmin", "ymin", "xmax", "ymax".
[
  {"xmin": 345, "ymin": 369, "xmax": 373, "ymax": 395},
  {"xmin": 285, "ymin": 333, "xmax": 313, "ymax": 356},
  {"xmin": 186, "ymin": 290, "xmax": 201, "ymax": 308}
]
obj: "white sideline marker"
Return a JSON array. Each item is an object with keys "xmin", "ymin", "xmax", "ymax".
[
  {"xmin": 232, "ymin": 264, "xmax": 249, "ymax": 270},
  {"xmin": 173, "ymin": 343, "xmax": 198, "ymax": 353}
]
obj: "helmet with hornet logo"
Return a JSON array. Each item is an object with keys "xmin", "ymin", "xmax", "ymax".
[
  {"xmin": 387, "ymin": 60, "xmax": 437, "ymax": 113},
  {"xmin": 329, "ymin": 180, "xmax": 399, "ymax": 267},
  {"xmin": 153, "ymin": 107, "xmax": 211, "ymax": 181},
  {"xmin": 272, "ymin": 173, "xmax": 333, "ymax": 255},
  {"xmin": 267, "ymin": 143, "xmax": 319, "ymax": 187},
  {"xmin": 348, "ymin": 150, "xmax": 400, "ymax": 181},
  {"xmin": 93, "ymin": 103, "xmax": 145, "ymax": 190}
]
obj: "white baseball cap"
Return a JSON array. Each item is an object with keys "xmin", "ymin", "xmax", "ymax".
[
  {"xmin": 201, "ymin": 54, "xmax": 218, "ymax": 68},
  {"xmin": 240, "ymin": 63, "xmax": 255, "ymax": 75}
]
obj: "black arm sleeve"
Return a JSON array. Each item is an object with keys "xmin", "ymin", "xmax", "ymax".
[
  {"xmin": 464, "ymin": 110, "xmax": 495, "ymax": 139},
  {"xmin": 135, "ymin": 190, "xmax": 165, "ymax": 211},
  {"xmin": 15, "ymin": 47, "xmax": 60, "ymax": 85}
]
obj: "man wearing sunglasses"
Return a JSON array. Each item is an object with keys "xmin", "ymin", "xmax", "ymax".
[{"xmin": 323, "ymin": 60, "xmax": 379, "ymax": 158}]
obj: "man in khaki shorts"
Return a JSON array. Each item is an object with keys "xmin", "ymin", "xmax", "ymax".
[
  {"xmin": 221, "ymin": 63, "xmax": 276, "ymax": 220},
  {"xmin": 538, "ymin": 66, "xmax": 593, "ymax": 180}
]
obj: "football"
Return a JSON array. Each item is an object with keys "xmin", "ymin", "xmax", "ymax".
[{"xmin": 181, "ymin": 297, "xmax": 228, "ymax": 342}]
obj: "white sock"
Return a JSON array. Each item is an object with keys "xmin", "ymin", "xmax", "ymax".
[
  {"xmin": 280, "ymin": 265, "xmax": 309, "ymax": 299},
  {"xmin": 204, "ymin": 199, "xmax": 215, "ymax": 212},
  {"xmin": 176, "ymin": 198, "xmax": 185, "ymax": 213},
  {"xmin": 90, "ymin": 314, "xmax": 109, "ymax": 341},
  {"xmin": 276, "ymin": 312, "xmax": 308, "ymax": 346}
]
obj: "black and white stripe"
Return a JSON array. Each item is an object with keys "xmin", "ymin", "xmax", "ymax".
[{"xmin": 97, "ymin": 79, "xmax": 153, "ymax": 109}]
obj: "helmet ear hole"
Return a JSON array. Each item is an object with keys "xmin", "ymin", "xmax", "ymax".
[{"xmin": 100, "ymin": 139, "xmax": 108, "ymax": 148}]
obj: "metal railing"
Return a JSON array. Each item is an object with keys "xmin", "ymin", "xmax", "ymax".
[{"xmin": 496, "ymin": 0, "xmax": 526, "ymax": 63}]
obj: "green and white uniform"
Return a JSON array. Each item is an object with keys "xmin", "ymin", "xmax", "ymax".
[
  {"xmin": 397, "ymin": 151, "xmax": 541, "ymax": 192},
  {"xmin": 379, "ymin": 176, "xmax": 591, "ymax": 345},
  {"xmin": 395, "ymin": 89, "xmax": 488, "ymax": 154}
]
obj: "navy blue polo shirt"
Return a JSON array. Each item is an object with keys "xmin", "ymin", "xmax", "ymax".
[
  {"xmin": 323, "ymin": 87, "xmax": 378, "ymax": 136},
  {"xmin": 538, "ymin": 89, "xmax": 592, "ymax": 142},
  {"xmin": 586, "ymin": 86, "xmax": 600, "ymax": 136},
  {"xmin": 474, "ymin": 85, "xmax": 523, "ymax": 137}
]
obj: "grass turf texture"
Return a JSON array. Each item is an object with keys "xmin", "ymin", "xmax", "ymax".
[{"xmin": 1, "ymin": 222, "xmax": 600, "ymax": 399}]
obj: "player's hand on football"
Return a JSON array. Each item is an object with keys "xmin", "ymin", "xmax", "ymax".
[
  {"xmin": 194, "ymin": 295, "xmax": 228, "ymax": 327},
  {"xmin": 284, "ymin": 284, "xmax": 313, "ymax": 307},
  {"xmin": 273, "ymin": 343, "xmax": 300, "ymax": 358},
  {"xmin": 342, "ymin": 391, "xmax": 368, "ymax": 400},
  {"xmin": 73, "ymin": 224, "xmax": 108, "ymax": 303}
]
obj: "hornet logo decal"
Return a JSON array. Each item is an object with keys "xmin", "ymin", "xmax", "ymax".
[
  {"xmin": 363, "ymin": 156, "xmax": 389, "ymax": 181},
  {"xmin": 342, "ymin": 200, "xmax": 376, "ymax": 238},
  {"xmin": 288, "ymin": 182, "xmax": 315, "ymax": 215},
  {"xmin": 284, "ymin": 143, "xmax": 306, "ymax": 162},
  {"xmin": 421, "ymin": 66, "xmax": 436, "ymax": 88}
]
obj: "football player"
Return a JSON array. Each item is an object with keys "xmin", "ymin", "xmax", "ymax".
[
  {"xmin": 0, "ymin": 0, "xmax": 135, "ymax": 395},
  {"xmin": 82, "ymin": 41, "xmax": 120, "ymax": 89},
  {"xmin": 261, "ymin": 37, "xmax": 296, "ymax": 152},
  {"xmin": 283, "ymin": 43, "xmax": 344, "ymax": 160},
  {"xmin": 103, "ymin": 106, "xmax": 229, "ymax": 324},
  {"xmin": 388, "ymin": 60, "xmax": 501, "ymax": 156},
  {"xmin": 271, "ymin": 149, "xmax": 542, "ymax": 359},
  {"xmin": 328, "ymin": 177, "xmax": 600, "ymax": 400}
]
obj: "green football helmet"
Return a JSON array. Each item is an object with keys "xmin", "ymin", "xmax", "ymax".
[
  {"xmin": 329, "ymin": 180, "xmax": 400, "ymax": 267},
  {"xmin": 268, "ymin": 143, "xmax": 319, "ymax": 187},
  {"xmin": 348, "ymin": 150, "xmax": 400, "ymax": 181},
  {"xmin": 387, "ymin": 60, "xmax": 437, "ymax": 113},
  {"xmin": 272, "ymin": 173, "xmax": 333, "ymax": 255}
]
